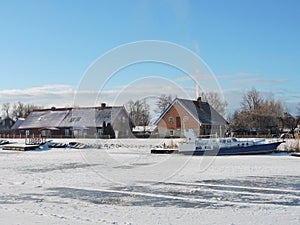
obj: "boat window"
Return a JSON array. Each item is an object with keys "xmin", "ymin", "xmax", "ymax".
[{"xmin": 232, "ymin": 138, "xmax": 238, "ymax": 142}]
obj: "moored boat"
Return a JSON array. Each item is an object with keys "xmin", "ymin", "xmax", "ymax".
[
  {"xmin": 150, "ymin": 147, "xmax": 179, "ymax": 154},
  {"xmin": 179, "ymin": 137, "xmax": 284, "ymax": 156},
  {"xmin": 150, "ymin": 142, "xmax": 179, "ymax": 154}
]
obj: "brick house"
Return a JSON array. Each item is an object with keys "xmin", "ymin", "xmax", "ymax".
[
  {"xmin": 18, "ymin": 104, "xmax": 134, "ymax": 138},
  {"xmin": 154, "ymin": 97, "xmax": 228, "ymax": 138}
]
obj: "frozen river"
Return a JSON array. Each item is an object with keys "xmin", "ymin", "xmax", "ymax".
[{"xmin": 0, "ymin": 139, "xmax": 299, "ymax": 224}]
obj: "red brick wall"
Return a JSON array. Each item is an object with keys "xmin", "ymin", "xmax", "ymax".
[
  {"xmin": 157, "ymin": 101, "xmax": 226, "ymax": 137},
  {"xmin": 157, "ymin": 102, "xmax": 201, "ymax": 137}
]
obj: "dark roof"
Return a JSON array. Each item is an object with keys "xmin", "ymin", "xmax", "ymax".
[
  {"xmin": 154, "ymin": 98, "xmax": 228, "ymax": 125},
  {"xmin": 0, "ymin": 117, "xmax": 15, "ymax": 129},
  {"xmin": 178, "ymin": 98, "xmax": 228, "ymax": 125}
]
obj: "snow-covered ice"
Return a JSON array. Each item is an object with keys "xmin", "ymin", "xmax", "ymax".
[{"xmin": 0, "ymin": 138, "xmax": 299, "ymax": 224}]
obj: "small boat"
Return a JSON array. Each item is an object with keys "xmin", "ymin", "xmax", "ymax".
[
  {"xmin": 150, "ymin": 141, "xmax": 179, "ymax": 154},
  {"xmin": 179, "ymin": 136, "xmax": 284, "ymax": 156},
  {"xmin": 291, "ymin": 152, "xmax": 300, "ymax": 157},
  {"xmin": 0, "ymin": 139, "xmax": 9, "ymax": 145},
  {"xmin": 150, "ymin": 146, "xmax": 179, "ymax": 154}
]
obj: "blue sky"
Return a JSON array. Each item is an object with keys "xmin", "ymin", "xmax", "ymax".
[{"xmin": 0, "ymin": 0, "xmax": 299, "ymax": 115}]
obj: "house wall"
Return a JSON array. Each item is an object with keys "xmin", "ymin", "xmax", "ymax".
[
  {"xmin": 157, "ymin": 102, "xmax": 226, "ymax": 138},
  {"xmin": 157, "ymin": 102, "xmax": 201, "ymax": 137},
  {"xmin": 112, "ymin": 109, "xmax": 134, "ymax": 138}
]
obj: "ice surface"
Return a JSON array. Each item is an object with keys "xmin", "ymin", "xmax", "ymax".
[{"xmin": 0, "ymin": 138, "xmax": 299, "ymax": 224}]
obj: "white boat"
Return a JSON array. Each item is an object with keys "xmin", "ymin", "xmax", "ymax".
[{"xmin": 179, "ymin": 136, "xmax": 284, "ymax": 156}]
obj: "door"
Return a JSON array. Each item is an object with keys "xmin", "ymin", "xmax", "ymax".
[{"xmin": 176, "ymin": 116, "xmax": 181, "ymax": 128}]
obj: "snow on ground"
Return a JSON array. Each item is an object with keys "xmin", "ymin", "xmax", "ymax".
[{"xmin": 0, "ymin": 138, "xmax": 299, "ymax": 224}]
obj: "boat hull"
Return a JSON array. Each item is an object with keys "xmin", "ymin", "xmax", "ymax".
[
  {"xmin": 180, "ymin": 141, "xmax": 283, "ymax": 156},
  {"xmin": 151, "ymin": 148, "xmax": 179, "ymax": 154}
]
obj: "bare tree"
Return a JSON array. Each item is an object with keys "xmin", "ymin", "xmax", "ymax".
[
  {"xmin": 241, "ymin": 88, "xmax": 262, "ymax": 111},
  {"xmin": 155, "ymin": 94, "xmax": 172, "ymax": 114},
  {"xmin": 229, "ymin": 90, "xmax": 285, "ymax": 134},
  {"xmin": 11, "ymin": 102, "xmax": 42, "ymax": 120},
  {"xmin": 200, "ymin": 92, "xmax": 228, "ymax": 117},
  {"xmin": 126, "ymin": 99, "xmax": 150, "ymax": 127},
  {"xmin": 2, "ymin": 103, "xmax": 10, "ymax": 118}
]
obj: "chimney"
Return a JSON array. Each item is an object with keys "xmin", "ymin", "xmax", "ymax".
[
  {"xmin": 101, "ymin": 103, "xmax": 106, "ymax": 108},
  {"xmin": 197, "ymin": 97, "xmax": 202, "ymax": 107},
  {"xmin": 195, "ymin": 83, "xmax": 199, "ymax": 100}
]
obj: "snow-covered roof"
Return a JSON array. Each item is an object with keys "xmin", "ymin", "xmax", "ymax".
[
  {"xmin": 11, "ymin": 118, "xmax": 25, "ymax": 129},
  {"xmin": 18, "ymin": 106, "xmax": 128, "ymax": 129},
  {"xmin": 18, "ymin": 110, "xmax": 69, "ymax": 129}
]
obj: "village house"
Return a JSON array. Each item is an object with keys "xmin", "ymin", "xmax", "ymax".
[
  {"xmin": 17, "ymin": 103, "xmax": 134, "ymax": 138},
  {"xmin": 0, "ymin": 116, "xmax": 15, "ymax": 135},
  {"xmin": 154, "ymin": 97, "xmax": 228, "ymax": 138},
  {"xmin": 0, "ymin": 116, "xmax": 14, "ymax": 129}
]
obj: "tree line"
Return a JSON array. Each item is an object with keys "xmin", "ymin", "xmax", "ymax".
[
  {"xmin": 1, "ymin": 102, "xmax": 42, "ymax": 120},
  {"xmin": 2, "ymin": 90, "xmax": 299, "ymax": 136},
  {"xmin": 126, "ymin": 89, "xmax": 300, "ymax": 136},
  {"xmin": 228, "ymin": 88, "xmax": 300, "ymax": 135}
]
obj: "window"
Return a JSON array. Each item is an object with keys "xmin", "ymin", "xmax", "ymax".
[
  {"xmin": 41, "ymin": 130, "xmax": 46, "ymax": 137},
  {"xmin": 70, "ymin": 117, "xmax": 81, "ymax": 122},
  {"xmin": 98, "ymin": 128, "xmax": 102, "ymax": 136},
  {"xmin": 169, "ymin": 130, "xmax": 174, "ymax": 136},
  {"xmin": 169, "ymin": 117, "xmax": 174, "ymax": 123},
  {"xmin": 183, "ymin": 116, "xmax": 189, "ymax": 123},
  {"xmin": 65, "ymin": 129, "xmax": 70, "ymax": 136}
]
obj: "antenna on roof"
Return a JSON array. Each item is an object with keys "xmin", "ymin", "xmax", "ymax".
[{"xmin": 195, "ymin": 82, "xmax": 200, "ymax": 99}]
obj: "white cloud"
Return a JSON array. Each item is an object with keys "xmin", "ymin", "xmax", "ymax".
[
  {"xmin": 232, "ymin": 78, "xmax": 288, "ymax": 86},
  {"xmin": 0, "ymin": 85, "xmax": 75, "ymax": 108},
  {"xmin": 175, "ymin": 72, "xmax": 259, "ymax": 82}
]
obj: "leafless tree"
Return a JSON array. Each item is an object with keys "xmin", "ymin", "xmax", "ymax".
[
  {"xmin": 11, "ymin": 102, "xmax": 42, "ymax": 120},
  {"xmin": 200, "ymin": 91, "xmax": 228, "ymax": 117},
  {"xmin": 155, "ymin": 94, "xmax": 172, "ymax": 114},
  {"xmin": 241, "ymin": 88, "xmax": 262, "ymax": 111},
  {"xmin": 229, "ymin": 90, "xmax": 285, "ymax": 134},
  {"xmin": 126, "ymin": 99, "xmax": 150, "ymax": 127},
  {"xmin": 2, "ymin": 103, "xmax": 10, "ymax": 118}
]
